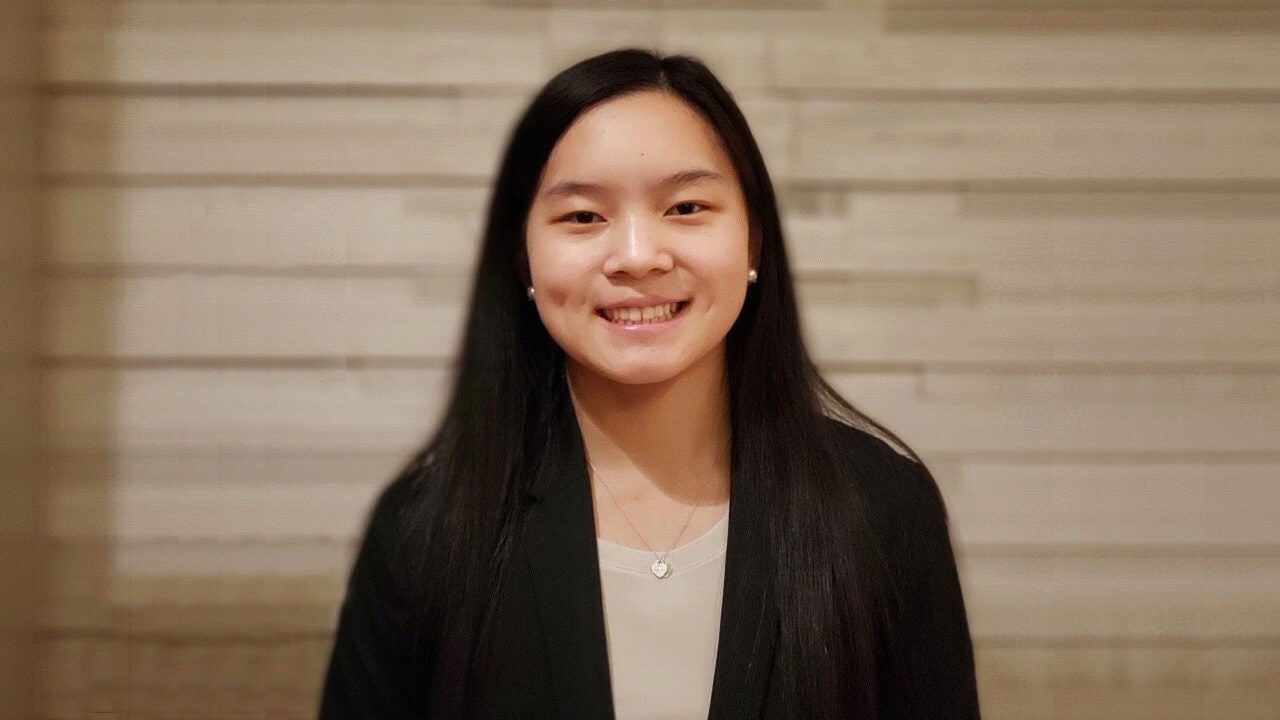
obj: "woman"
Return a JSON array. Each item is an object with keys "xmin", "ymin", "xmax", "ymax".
[{"xmin": 320, "ymin": 49, "xmax": 980, "ymax": 720}]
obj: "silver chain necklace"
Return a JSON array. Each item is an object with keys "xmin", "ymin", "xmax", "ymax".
[{"xmin": 589, "ymin": 461, "xmax": 708, "ymax": 579}]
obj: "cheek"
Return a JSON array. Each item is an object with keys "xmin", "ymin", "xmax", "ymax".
[
  {"xmin": 540, "ymin": 284, "xmax": 575, "ymax": 310},
  {"xmin": 527, "ymin": 243, "xmax": 592, "ymax": 310},
  {"xmin": 524, "ymin": 234, "xmax": 551, "ymax": 283},
  {"xmin": 696, "ymin": 245, "xmax": 752, "ymax": 289}
]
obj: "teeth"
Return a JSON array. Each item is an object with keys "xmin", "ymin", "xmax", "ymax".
[{"xmin": 602, "ymin": 302, "xmax": 682, "ymax": 324}]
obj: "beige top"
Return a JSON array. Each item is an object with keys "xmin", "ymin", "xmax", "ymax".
[{"xmin": 596, "ymin": 508, "xmax": 730, "ymax": 720}]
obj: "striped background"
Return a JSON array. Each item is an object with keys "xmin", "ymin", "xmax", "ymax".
[
  {"xmin": 3, "ymin": 0, "xmax": 42, "ymax": 718},
  {"xmin": 23, "ymin": 1, "xmax": 1280, "ymax": 718}
]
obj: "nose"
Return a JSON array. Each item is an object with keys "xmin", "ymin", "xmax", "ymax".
[{"xmin": 601, "ymin": 211, "xmax": 674, "ymax": 278}]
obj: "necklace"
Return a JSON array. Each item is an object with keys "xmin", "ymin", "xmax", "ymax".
[{"xmin": 588, "ymin": 462, "xmax": 710, "ymax": 579}]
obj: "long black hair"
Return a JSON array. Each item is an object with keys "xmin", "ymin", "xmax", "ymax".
[{"xmin": 389, "ymin": 48, "xmax": 920, "ymax": 719}]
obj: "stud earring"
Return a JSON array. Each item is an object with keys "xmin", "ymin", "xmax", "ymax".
[
  {"xmin": 747, "ymin": 269, "xmax": 758, "ymax": 284},
  {"xmin": 526, "ymin": 285, "xmax": 535, "ymax": 300}
]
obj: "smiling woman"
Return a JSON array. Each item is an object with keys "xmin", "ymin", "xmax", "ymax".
[{"xmin": 320, "ymin": 49, "xmax": 980, "ymax": 720}]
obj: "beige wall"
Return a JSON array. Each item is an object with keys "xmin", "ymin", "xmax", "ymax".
[
  {"xmin": 1, "ymin": 0, "xmax": 42, "ymax": 718},
  {"xmin": 40, "ymin": 1, "xmax": 1280, "ymax": 718}
]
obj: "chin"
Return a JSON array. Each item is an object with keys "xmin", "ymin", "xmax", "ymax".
[
  {"xmin": 574, "ymin": 357, "xmax": 690, "ymax": 388},
  {"xmin": 600, "ymin": 365, "xmax": 684, "ymax": 387}
]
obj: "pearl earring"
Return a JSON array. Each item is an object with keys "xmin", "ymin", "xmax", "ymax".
[
  {"xmin": 526, "ymin": 286, "xmax": 535, "ymax": 300},
  {"xmin": 747, "ymin": 269, "xmax": 758, "ymax": 284}
]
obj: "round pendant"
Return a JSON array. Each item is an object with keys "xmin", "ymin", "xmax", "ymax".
[{"xmin": 651, "ymin": 558, "xmax": 671, "ymax": 579}]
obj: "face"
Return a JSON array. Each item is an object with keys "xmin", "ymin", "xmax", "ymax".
[{"xmin": 525, "ymin": 90, "xmax": 755, "ymax": 388}]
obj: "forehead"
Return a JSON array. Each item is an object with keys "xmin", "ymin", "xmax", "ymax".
[{"xmin": 537, "ymin": 91, "xmax": 736, "ymax": 191}]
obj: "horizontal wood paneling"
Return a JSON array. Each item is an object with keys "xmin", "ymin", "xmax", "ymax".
[
  {"xmin": 42, "ymin": 275, "xmax": 469, "ymax": 359},
  {"xmin": 794, "ymin": 100, "xmax": 1280, "ymax": 182},
  {"xmin": 775, "ymin": 26, "xmax": 1280, "ymax": 92},
  {"xmin": 46, "ymin": 2, "xmax": 548, "ymax": 87},
  {"xmin": 45, "ymin": 2, "xmax": 1280, "ymax": 91},
  {"xmin": 44, "ymin": 94, "xmax": 794, "ymax": 179},
  {"xmin": 977, "ymin": 642, "xmax": 1280, "ymax": 720},
  {"xmin": 44, "ymin": 367, "xmax": 451, "ymax": 450},
  {"xmin": 952, "ymin": 462, "xmax": 1280, "ymax": 546},
  {"xmin": 793, "ymin": 191, "xmax": 1280, "ymax": 299},
  {"xmin": 966, "ymin": 554, "xmax": 1280, "ymax": 639},
  {"xmin": 111, "ymin": 481, "xmax": 382, "ymax": 543},
  {"xmin": 45, "ymin": 95, "xmax": 1280, "ymax": 181},
  {"xmin": 47, "ymin": 186, "xmax": 488, "ymax": 268},
  {"xmin": 113, "ymin": 541, "xmax": 350, "ymax": 584},
  {"xmin": 832, "ymin": 374, "xmax": 1280, "ymax": 455},
  {"xmin": 45, "ymin": 95, "xmax": 523, "ymax": 178},
  {"xmin": 880, "ymin": 2, "xmax": 1280, "ymax": 34}
]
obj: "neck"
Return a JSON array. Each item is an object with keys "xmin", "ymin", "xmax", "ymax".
[{"xmin": 567, "ymin": 349, "xmax": 732, "ymax": 505}]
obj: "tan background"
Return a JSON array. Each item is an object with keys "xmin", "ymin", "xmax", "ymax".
[
  {"xmin": 16, "ymin": 0, "xmax": 1280, "ymax": 718},
  {"xmin": 2, "ymin": 0, "xmax": 42, "ymax": 718}
]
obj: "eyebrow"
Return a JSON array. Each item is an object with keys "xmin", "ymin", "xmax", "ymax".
[{"xmin": 539, "ymin": 168, "xmax": 727, "ymax": 200}]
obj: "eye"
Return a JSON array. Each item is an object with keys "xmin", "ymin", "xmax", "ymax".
[
  {"xmin": 669, "ymin": 202, "xmax": 707, "ymax": 216},
  {"xmin": 562, "ymin": 211, "xmax": 602, "ymax": 225}
]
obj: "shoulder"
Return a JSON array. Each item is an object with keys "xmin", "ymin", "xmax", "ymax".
[
  {"xmin": 821, "ymin": 414, "xmax": 919, "ymax": 470},
  {"xmin": 323, "ymin": 458, "xmax": 433, "ymax": 718},
  {"xmin": 819, "ymin": 415, "xmax": 951, "ymax": 538},
  {"xmin": 362, "ymin": 459, "xmax": 423, "ymax": 546},
  {"xmin": 349, "ymin": 454, "xmax": 437, "ymax": 592},
  {"xmin": 820, "ymin": 413, "xmax": 926, "ymax": 491},
  {"xmin": 818, "ymin": 425, "xmax": 980, "ymax": 716}
]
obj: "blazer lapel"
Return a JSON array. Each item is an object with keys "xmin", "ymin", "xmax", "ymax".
[
  {"xmin": 522, "ymin": 400, "xmax": 616, "ymax": 720},
  {"xmin": 521, "ymin": 395, "xmax": 778, "ymax": 720}
]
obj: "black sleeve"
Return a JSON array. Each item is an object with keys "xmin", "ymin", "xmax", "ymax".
[
  {"xmin": 879, "ymin": 456, "xmax": 982, "ymax": 720},
  {"xmin": 319, "ymin": 479, "xmax": 422, "ymax": 720}
]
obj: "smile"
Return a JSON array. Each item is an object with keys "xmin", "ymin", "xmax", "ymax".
[{"xmin": 597, "ymin": 301, "xmax": 689, "ymax": 325}]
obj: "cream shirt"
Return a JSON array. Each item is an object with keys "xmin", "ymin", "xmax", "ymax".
[{"xmin": 596, "ymin": 509, "xmax": 729, "ymax": 720}]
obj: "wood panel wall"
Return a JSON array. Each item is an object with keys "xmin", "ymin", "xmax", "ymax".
[
  {"xmin": 2, "ymin": 1, "xmax": 43, "ymax": 719},
  {"xmin": 39, "ymin": 1, "xmax": 1280, "ymax": 718}
]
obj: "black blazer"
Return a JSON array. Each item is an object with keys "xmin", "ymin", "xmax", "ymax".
[{"xmin": 320, "ymin": 410, "xmax": 981, "ymax": 719}]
